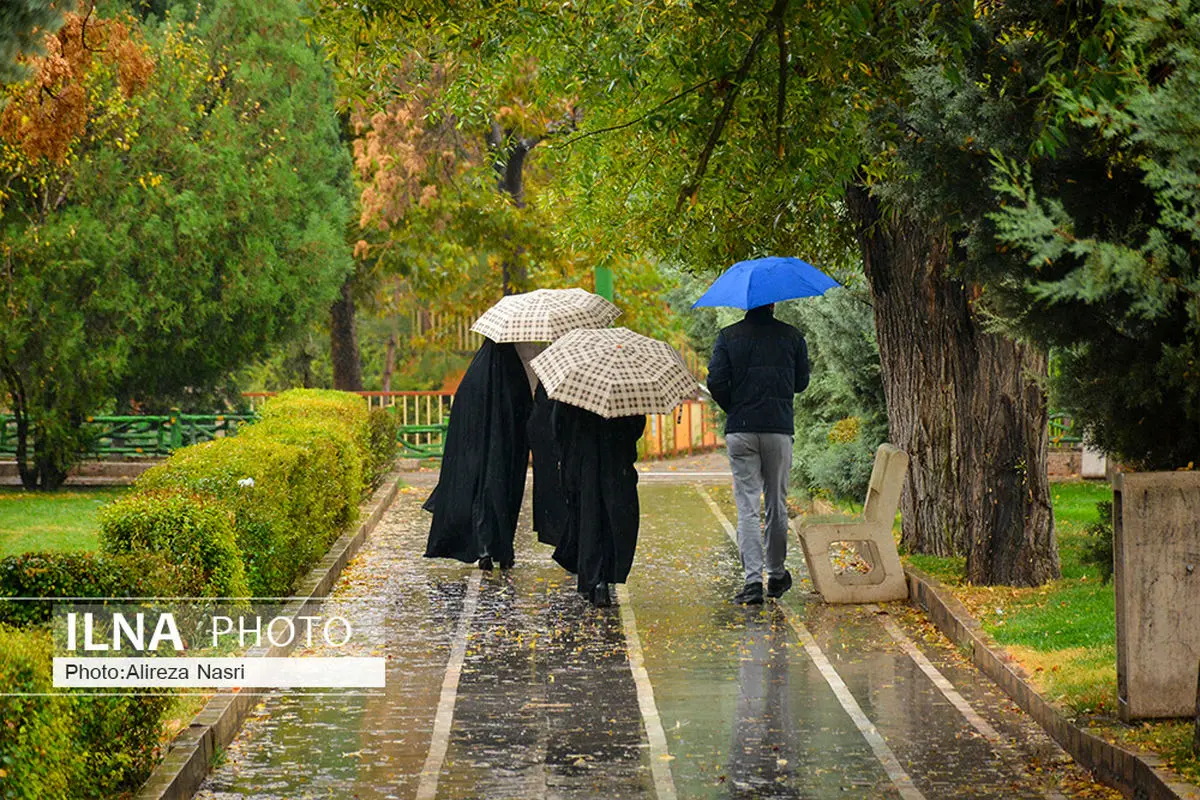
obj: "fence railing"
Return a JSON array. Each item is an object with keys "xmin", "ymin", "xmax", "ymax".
[
  {"xmin": 0, "ymin": 414, "xmax": 255, "ymax": 458},
  {"xmin": 640, "ymin": 400, "xmax": 721, "ymax": 460},
  {"xmin": 1048, "ymin": 411, "xmax": 1081, "ymax": 445}
]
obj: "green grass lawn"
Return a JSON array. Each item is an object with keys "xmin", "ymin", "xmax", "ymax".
[
  {"xmin": 902, "ymin": 479, "xmax": 1200, "ymax": 785},
  {"xmin": 0, "ymin": 487, "xmax": 126, "ymax": 558}
]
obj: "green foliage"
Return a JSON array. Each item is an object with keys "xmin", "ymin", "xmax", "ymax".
[
  {"xmin": 99, "ymin": 490, "xmax": 249, "ymax": 598},
  {"xmin": 367, "ymin": 407, "xmax": 399, "ymax": 481},
  {"xmin": 0, "ymin": 551, "xmax": 194, "ymax": 626},
  {"xmin": 0, "ymin": 0, "xmax": 354, "ymax": 487},
  {"xmin": 0, "ymin": 625, "xmax": 172, "ymax": 798},
  {"xmin": 0, "ymin": 0, "xmax": 59, "ymax": 84},
  {"xmin": 133, "ymin": 437, "xmax": 318, "ymax": 596},
  {"xmin": 1079, "ymin": 500, "xmax": 1115, "ymax": 584},
  {"xmin": 776, "ymin": 288, "xmax": 888, "ymax": 501},
  {"xmin": 0, "ymin": 625, "xmax": 75, "ymax": 798},
  {"xmin": 127, "ymin": 390, "xmax": 379, "ymax": 595},
  {"xmin": 893, "ymin": 2, "xmax": 1200, "ymax": 469},
  {"xmin": 70, "ymin": 693, "xmax": 173, "ymax": 798}
]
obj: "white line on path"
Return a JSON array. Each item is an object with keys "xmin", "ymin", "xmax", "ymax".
[
  {"xmin": 869, "ymin": 606, "xmax": 1069, "ymax": 800},
  {"xmin": 415, "ymin": 570, "xmax": 482, "ymax": 800},
  {"xmin": 695, "ymin": 487, "xmax": 926, "ymax": 800},
  {"xmin": 617, "ymin": 585, "xmax": 679, "ymax": 800}
]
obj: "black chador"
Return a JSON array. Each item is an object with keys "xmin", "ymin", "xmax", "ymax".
[
  {"xmin": 550, "ymin": 402, "xmax": 645, "ymax": 607},
  {"xmin": 423, "ymin": 340, "xmax": 532, "ymax": 568},
  {"xmin": 527, "ymin": 383, "xmax": 568, "ymax": 546}
]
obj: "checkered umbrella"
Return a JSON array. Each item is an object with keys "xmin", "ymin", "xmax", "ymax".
[
  {"xmin": 529, "ymin": 327, "xmax": 698, "ymax": 418},
  {"xmin": 470, "ymin": 288, "xmax": 621, "ymax": 343}
]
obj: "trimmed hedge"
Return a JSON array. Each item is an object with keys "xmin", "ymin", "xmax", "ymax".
[
  {"xmin": 69, "ymin": 692, "xmax": 173, "ymax": 799},
  {"xmin": 367, "ymin": 407, "xmax": 399, "ymax": 481},
  {"xmin": 131, "ymin": 437, "xmax": 319, "ymax": 596},
  {"xmin": 100, "ymin": 389, "xmax": 393, "ymax": 597},
  {"xmin": 0, "ymin": 390, "xmax": 395, "ymax": 798},
  {"xmin": 0, "ymin": 626, "xmax": 75, "ymax": 798},
  {"xmin": 0, "ymin": 551, "xmax": 196, "ymax": 626},
  {"xmin": 0, "ymin": 626, "xmax": 172, "ymax": 798},
  {"xmin": 99, "ymin": 489, "xmax": 249, "ymax": 599}
]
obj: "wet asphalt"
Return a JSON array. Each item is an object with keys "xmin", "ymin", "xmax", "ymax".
[{"xmin": 194, "ymin": 479, "xmax": 1107, "ymax": 800}]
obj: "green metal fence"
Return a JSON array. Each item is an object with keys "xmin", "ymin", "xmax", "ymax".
[
  {"xmin": 0, "ymin": 414, "xmax": 256, "ymax": 459},
  {"xmin": 1048, "ymin": 412, "xmax": 1081, "ymax": 445}
]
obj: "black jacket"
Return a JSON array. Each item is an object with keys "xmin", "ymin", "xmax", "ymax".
[{"xmin": 706, "ymin": 306, "xmax": 809, "ymax": 435}]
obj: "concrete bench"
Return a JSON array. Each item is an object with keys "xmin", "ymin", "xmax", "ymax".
[{"xmin": 795, "ymin": 443, "xmax": 909, "ymax": 604}]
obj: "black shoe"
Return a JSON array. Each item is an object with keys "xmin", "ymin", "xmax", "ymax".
[
  {"xmin": 766, "ymin": 569, "xmax": 793, "ymax": 599},
  {"xmin": 733, "ymin": 582, "xmax": 764, "ymax": 605},
  {"xmin": 478, "ymin": 556, "xmax": 493, "ymax": 571},
  {"xmin": 499, "ymin": 557, "xmax": 515, "ymax": 570},
  {"xmin": 589, "ymin": 584, "xmax": 612, "ymax": 608}
]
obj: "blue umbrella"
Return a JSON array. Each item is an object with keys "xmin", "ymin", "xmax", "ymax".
[{"xmin": 691, "ymin": 256, "xmax": 840, "ymax": 309}]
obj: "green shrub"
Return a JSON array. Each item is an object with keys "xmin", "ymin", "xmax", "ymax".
[
  {"xmin": 99, "ymin": 490, "xmax": 249, "ymax": 599},
  {"xmin": 240, "ymin": 417, "xmax": 361, "ymax": 533},
  {"xmin": 0, "ymin": 625, "xmax": 76, "ymax": 798},
  {"xmin": 1080, "ymin": 500, "xmax": 1115, "ymax": 583},
  {"xmin": 70, "ymin": 692, "xmax": 173, "ymax": 798},
  {"xmin": 0, "ymin": 552, "xmax": 196, "ymax": 627},
  {"xmin": 367, "ymin": 407, "xmax": 399, "ymax": 481},
  {"xmin": 133, "ymin": 437, "xmax": 313, "ymax": 596}
]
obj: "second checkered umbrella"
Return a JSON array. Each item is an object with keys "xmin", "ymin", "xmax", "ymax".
[
  {"xmin": 529, "ymin": 327, "xmax": 698, "ymax": 418},
  {"xmin": 470, "ymin": 288, "xmax": 621, "ymax": 343}
]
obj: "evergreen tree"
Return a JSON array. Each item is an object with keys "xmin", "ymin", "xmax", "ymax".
[
  {"xmin": 0, "ymin": 0, "xmax": 355, "ymax": 488},
  {"xmin": 896, "ymin": 1, "xmax": 1200, "ymax": 470},
  {"xmin": 0, "ymin": 0, "xmax": 59, "ymax": 84}
]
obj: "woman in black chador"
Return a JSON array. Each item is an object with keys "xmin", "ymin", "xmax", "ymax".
[
  {"xmin": 423, "ymin": 339, "xmax": 532, "ymax": 570},
  {"xmin": 550, "ymin": 401, "xmax": 645, "ymax": 607},
  {"xmin": 527, "ymin": 383, "xmax": 568, "ymax": 547}
]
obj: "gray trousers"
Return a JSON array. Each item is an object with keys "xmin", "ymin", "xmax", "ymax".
[{"xmin": 726, "ymin": 432, "xmax": 793, "ymax": 586}]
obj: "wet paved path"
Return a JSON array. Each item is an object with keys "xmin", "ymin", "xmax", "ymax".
[{"xmin": 196, "ymin": 476, "xmax": 1110, "ymax": 800}]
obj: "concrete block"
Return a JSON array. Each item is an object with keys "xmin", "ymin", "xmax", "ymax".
[
  {"xmin": 1114, "ymin": 471, "xmax": 1200, "ymax": 720},
  {"xmin": 1081, "ymin": 444, "xmax": 1108, "ymax": 479},
  {"xmin": 795, "ymin": 444, "xmax": 909, "ymax": 604}
]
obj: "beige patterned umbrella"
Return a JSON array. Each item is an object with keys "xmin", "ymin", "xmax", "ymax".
[
  {"xmin": 470, "ymin": 288, "xmax": 621, "ymax": 343},
  {"xmin": 529, "ymin": 327, "xmax": 698, "ymax": 418}
]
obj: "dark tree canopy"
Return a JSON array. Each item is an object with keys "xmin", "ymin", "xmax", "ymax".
[{"xmin": 893, "ymin": 1, "xmax": 1200, "ymax": 469}]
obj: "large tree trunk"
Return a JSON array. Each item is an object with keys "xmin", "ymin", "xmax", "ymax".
[
  {"xmin": 330, "ymin": 275, "xmax": 363, "ymax": 391},
  {"xmin": 846, "ymin": 183, "xmax": 1059, "ymax": 586}
]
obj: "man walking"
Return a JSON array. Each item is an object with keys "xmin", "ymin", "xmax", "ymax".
[{"xmin": 707, "ymin": 303, "xmax": 809, "ymax": 605}]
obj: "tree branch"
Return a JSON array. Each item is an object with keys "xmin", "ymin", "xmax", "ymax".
[
  {"xmin": 775, "ymin": 10, "xmax": 787, "ymax": 158},
  {"xmin": 551, "ymin": 77, "xmax": 718, "ymax": 149},
  {"xmin": 675, "ymin": 0, "xmax": 790, "ymax": 213}
]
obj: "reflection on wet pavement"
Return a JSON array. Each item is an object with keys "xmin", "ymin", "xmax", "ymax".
[{"xmin": 195, "ymin": 482, "xmax": 1099, "ymax": 800}]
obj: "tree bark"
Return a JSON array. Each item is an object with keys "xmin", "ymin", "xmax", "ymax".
[
  {"xmin": 381, "ymin": 332, "xmax": 397, "ymax": 393},
  {"xmin": 845, "ymin": 182, "xmax": 1059, "ymax": 586},
  {"xmin": 330, "ymin": 275, "xmax": 363, "ymax": 391}
]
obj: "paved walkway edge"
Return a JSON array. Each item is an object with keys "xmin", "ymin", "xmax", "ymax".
[
  {"xmin": 904, "ymin": 566, "xmax": 1200, "ymax": 800},
  {"xmin": 134, "ymin": 471, "xmax": 405, "ymax": 800}
]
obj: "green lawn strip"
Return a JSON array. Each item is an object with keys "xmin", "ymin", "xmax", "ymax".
[
  {"xmin": 901, "ymin": 479, "xmax": 1200, "ymax": 784},
  {"xmin": 0, "ymin": 487, "xmax": 127, "ymax": 558}
]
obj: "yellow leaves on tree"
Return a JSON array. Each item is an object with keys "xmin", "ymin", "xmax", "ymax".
[{"xmin": 0, "ymin": 3, "xmax": 154, "ymax": 165}]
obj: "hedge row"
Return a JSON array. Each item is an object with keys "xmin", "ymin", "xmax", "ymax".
[
  {"xmin": 0, "ymin": 625, "xmax": 170, "ymax": 799},
  {"xmin": 0, "ymin": 390, "xmax": 397, "ymax": 797},
  {"xmin": 105, "ymin": 389, "xmax": 395, "ymax": 598}
]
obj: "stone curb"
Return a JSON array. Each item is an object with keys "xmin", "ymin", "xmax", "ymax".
[
  {"xmin": 133, "ymin": 471, "xmax": 405, "ymax": 800},
  {"xmin": 905, "ymin": 566, "xmax": 1200, "ymax": 800}
]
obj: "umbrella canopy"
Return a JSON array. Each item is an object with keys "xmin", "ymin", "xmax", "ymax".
[
  {"xmin": 470, "ymin": 288, "xmax": 621, "ymax": 343},
  {"xmin": 529, "ymin": 327, "xmax": 697, "ymax": 418},
  {"xmin": 691, "ymin": 256, "xmax": 840, "ymax": 309}
]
